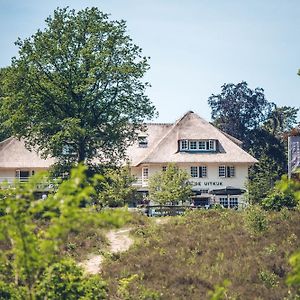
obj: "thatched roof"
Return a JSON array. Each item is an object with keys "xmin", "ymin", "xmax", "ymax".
[
  {"xmin": 126, "ymin": 111, "xmax": 258, "ymax": 166},
  {"xmin": 0, "ymin": 137, "xmax": 55, "ymax": 168}
]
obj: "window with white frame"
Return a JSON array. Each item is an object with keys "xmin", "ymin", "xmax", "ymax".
[
  {"xmin": 142, "ymin": 167, "xmax": 149, "ymax": 181},
  {"xmin": 179, "ymin": 139, "xmax": 216, "ymax": 152},
  {"xmin": 229, "ymin": 197, "xmax": 238, "ymax": 208},
  {"xmin": 209, "ymin": 140, "xmax": 216, "ymax": 150},
  {"xmin": 138, "ymin": 136, "xmax": 148, "ymax": 148},
  {"xmin": 219, "ymin": 165, "xmax": 235, "ymax": 178},
  {"xmin": 189, "ymin": 141, "xmax": 197, "ymax": 150},
  {"xmin": 198, "ymin": 141, "xmax": 206, "ymax": 150},
  {"xmin": 162, "ymin": 166, "xmax": 167, "ymax": 172},
  {"xmin": 190, "ymin": 166, "xmax": 198, "ymax": 177},
  {"xmin": 180, "ymin": 140, "xmax": 188, "ymax": 150}
]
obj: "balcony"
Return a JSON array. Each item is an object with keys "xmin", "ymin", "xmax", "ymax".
[
  {"xmin": 0, "ymin": 177, "xmax": 55, "ymax": 191},
  {"xmin": 132, "ymin": 177, "xmax": 148, "ymax": 187}
]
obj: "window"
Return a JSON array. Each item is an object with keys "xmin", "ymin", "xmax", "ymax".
[
  {"xmin": 189, "ymin": 141, "xmax": 197, "ymax": 150},
  {"xmin": 179, "ymin": 139, "xmax": 217, "ymax": 152},
  {"xmin": 199, "ymin": 166, "xmax": 207, "ymax": 178},
  {"xmin": 209, "ymin": 140, "xmax": 216, "ymax": 150},
  {"xmin": 219, "ymin": 165, "xmax": 235, "ymax": 178},
  {"xmin": 198, "ymin": 141, "xmax": 206, "ymax": 150},
  {"xmin": 142, "ymin": 167, "xmax": 149, "ymax": 181},
  {"xmin": 219, "ymin": 166, "xmax": 226, "ymax": 177},
  {"xmin": 191, "ymin": 166, "xmax": 198, "ymax": 177},
  {"xmin": 138, "ymin": 136, "xmax": 148, "ymax": 148},
  {"xmin": 219, "ymin": 197, "xmax": 228, "ymax": 208},
  {"xmin": 180, "ymin": 140, "xmax": 188, "ymax": 150},
  {"xmin": 229, "ymin": 197, "xmax": 238, "ymax": 208},
  {"xmin": 162, "ymin": 166, "xmax": 167, "ymax": 172}
]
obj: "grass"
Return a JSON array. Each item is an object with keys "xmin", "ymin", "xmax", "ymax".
[{"xmin": 101, "ymin": 209, "xmax": 300, "ymax": 300}]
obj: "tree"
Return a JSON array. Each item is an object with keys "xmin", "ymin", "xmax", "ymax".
[
  {"xmin": 2, "ymin": 7, "xmax": 156, "ymax": 170},
  {"xmin": 0, "ymin": 67, "xmax": 12, "ymax": 141},
  {"xmin": 97, "ymin": 165, "xmax": 137, "ymax": 207},
  {"xmin": 148, "ymin": 164, "xmax": 192, "ymax": 205},
  {"xmin": 208, "ymin": 81, "xmax": 299, "ymax": 204},
  {"xmin": 208, "ymin": 81, "xmax": 272, "ymax": 149}
]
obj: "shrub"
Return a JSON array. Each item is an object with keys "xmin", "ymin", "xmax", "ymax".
[
  {"xmin": 259, "ymin": 270, "xmax": 279, "ymax": 288},
  {"xmin": 36, "ymin": 259, "xmax": 107, "ymax": 299},
  {"xmin": 262, "ymin": 190, "xmax": 297, "ymax": 211},
  {"xmin": 244, "ymin": 205, "xmax": 268, "ymax": 234}
]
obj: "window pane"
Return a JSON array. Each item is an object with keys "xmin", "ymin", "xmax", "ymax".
[
  {"xmin": 199, "ymin": 166, "xmax": 207, "ymax": 178},
  {"xmin": 209, "ymin": 140, "xmax": 215, "ymax": 150},
  {"xmin": 220, "ymin": 197, "xmax": 228, "ymax": 208},
  {"xmin": 198, "ymin": 141, "xmax": 206, "ymax": 150},
  {"xmin": 191, "ymin": 166, "xmax": 198, "ymax": 177},
  {"xmin": 189, "ymin": 141, "xmax": 197, "ymax": 150},
  {"xmin": 180, "ymin": 140, "xmax": 188, "ymax": 150},
  {"xmin": 219, "ymin": 166, "xmax": 225, "ymax": 177},
  {"xmin": 230, "ymin": 166, "xmax": 235, "ymax": 177}
]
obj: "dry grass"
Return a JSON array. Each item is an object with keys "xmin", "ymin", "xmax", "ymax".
[{"xmin": 102, "ymin": 209, "xmax": 300, "ymax": 300}]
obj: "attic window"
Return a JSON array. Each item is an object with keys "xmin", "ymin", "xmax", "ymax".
[
  {"xmin": 138, "ymin": 136, "xmax": 148, "ymax": 148},
  {"xmin": 179, "ymin": 139, "xmax": 217, "ymax": 152}
]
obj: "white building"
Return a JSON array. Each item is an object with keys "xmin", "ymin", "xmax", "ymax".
[
  {"xmin": 126, "ymin": 111, "xmax": 258, "ymax": 208},
  {"xmin": 0, "ymin": 111, "xmax": 257, "ymax": 208}
]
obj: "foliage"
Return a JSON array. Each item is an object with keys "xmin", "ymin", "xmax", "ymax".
[
  {"xmin": 259, "ymin": 270, "xmax": 279, "ymax": 288},
  {"xmin": 0, "ymin": 67, "xmax": 12, "ymax": 141},
  {"xmin": 208, "ymin": 81, "xmax": 298, "ymax": 205},
  {"xmin": 208, "ymin": 81, "xmax": 272, "ymax": 149},
  {"xmin": 98, "ymin": 166, "xmax": 138, "ymax": 207},
  {"xmin": 1, "ymin": 7, "xmax": 156, "ymax": 169},
  {"xmin": 208, "ymin": 280, "xmax": 231, "ymax": 300},
  {"xmin": 244, "ymin": 205, "xmax": 268, "ymax": 234},
  {"xmin": 0, "ymin": 164, "xmax": 129, "ymax": 299},
  {"xmin": 103, "ymin": 210, "xmax": 300, "ymax": 299},
  {"xmin": 148, "ymin": 164, "xmax": 192, "ymax": 205},
  {"xmin": 262, "ymin": 178, "xmax": 298, "ymax": 211},
  {"xmin": 36, "ymin": 259, "xmax": 107, "ymax": 299},
  {"xmin": 287, "ymin": 252, "xmax": 300, "ymax": 289},
  {"xmin": 247, "ymin": 154, "xmax": 284, "ymax": 204}
]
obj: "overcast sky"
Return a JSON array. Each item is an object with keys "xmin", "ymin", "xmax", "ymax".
[{"xmin": 0, "ymin": 0, "xmax": 299, "ymax": 123}]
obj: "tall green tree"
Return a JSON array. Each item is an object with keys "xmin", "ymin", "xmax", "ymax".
[
  {"xmin": 0, "ymin": 67, "xmax": 12, "ymax": 141},
  {"xmin": 2, "ymin": 7, "xmax": 156, "ymax": 170},
  {"xmin": 148, "ymin": 164, "xmax": 192, "ymax": 205},
  {"xmin": 208, "ymin": 81, "xmax": 272, "ymax": 149},
  {"xmin": 208, "ymin": 81, "xmax": 299, "ymax": 204}
]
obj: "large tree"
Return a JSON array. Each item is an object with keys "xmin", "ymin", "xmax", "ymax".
[
  {"xmin": 149, "ymin": 164, "xmax": 192, "ymax": 205},
  {"xmin": 208, "ymin": 81, "xmax": 272, "ymax": 150},
  {"xmin": 2, "ymin": 7, "xmax": 156, "ymax": 169},
  {"xmin": 208, "ymin": 81, "xmax": 299, "ymax": 203}
]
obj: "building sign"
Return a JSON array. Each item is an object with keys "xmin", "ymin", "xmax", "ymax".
[
  {"xmin": 189, "ymin": 181, "xmax": 223, "ymax": 187},
  {"xmin": 288, "ymin": 136, "xmax": 300, "ymax": 177}
]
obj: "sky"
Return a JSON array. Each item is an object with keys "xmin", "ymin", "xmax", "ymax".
[{"xmin": 0, "ymin": 0, "xmax": 299, "ymax": 123}]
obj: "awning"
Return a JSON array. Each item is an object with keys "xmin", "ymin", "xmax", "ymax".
[{"xmin": 209, "ymin": 186, "xmax": 246, "ymax": 196}]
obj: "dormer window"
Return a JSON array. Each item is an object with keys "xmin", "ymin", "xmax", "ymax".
[
  {"xmin": 179, "ymin": 139, "xmax": 217, "ymax": 152},
  {"xmin": 180, "ymin": 140, "xmax": 188, "ymax": 150},
  {"xmin": 138, "ymin": 136, "xmax": 148, "ymax": 148}
]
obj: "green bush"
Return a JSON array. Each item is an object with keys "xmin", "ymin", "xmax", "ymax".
[
  {"xmin": 36, "ymin": 259, "xmax": 107, "ymax": 299},
  {"xmin": 262, "ymin": 190, "xmax": 297, "ymax": 211},
  {"xmin": 244, "ymin": 205, "xmax": 268, "ymax": 234}
]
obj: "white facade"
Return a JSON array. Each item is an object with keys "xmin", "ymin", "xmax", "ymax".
[{"xmin": 126, "ymin": 111, "xmax": 258, "ymax": 208}]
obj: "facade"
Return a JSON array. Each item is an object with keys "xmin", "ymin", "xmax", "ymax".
[
  {"xmin": 126, "ymin": 111, "xmax": 258, "ymax": 208},
  {"xmin": 0, "ymin": 111, "xmax": 257, "ymax": 208}
]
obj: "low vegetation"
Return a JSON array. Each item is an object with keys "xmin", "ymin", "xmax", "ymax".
[{"xmin": 102, "ymin": 209, "xmax": 300, "ymax": 300}]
